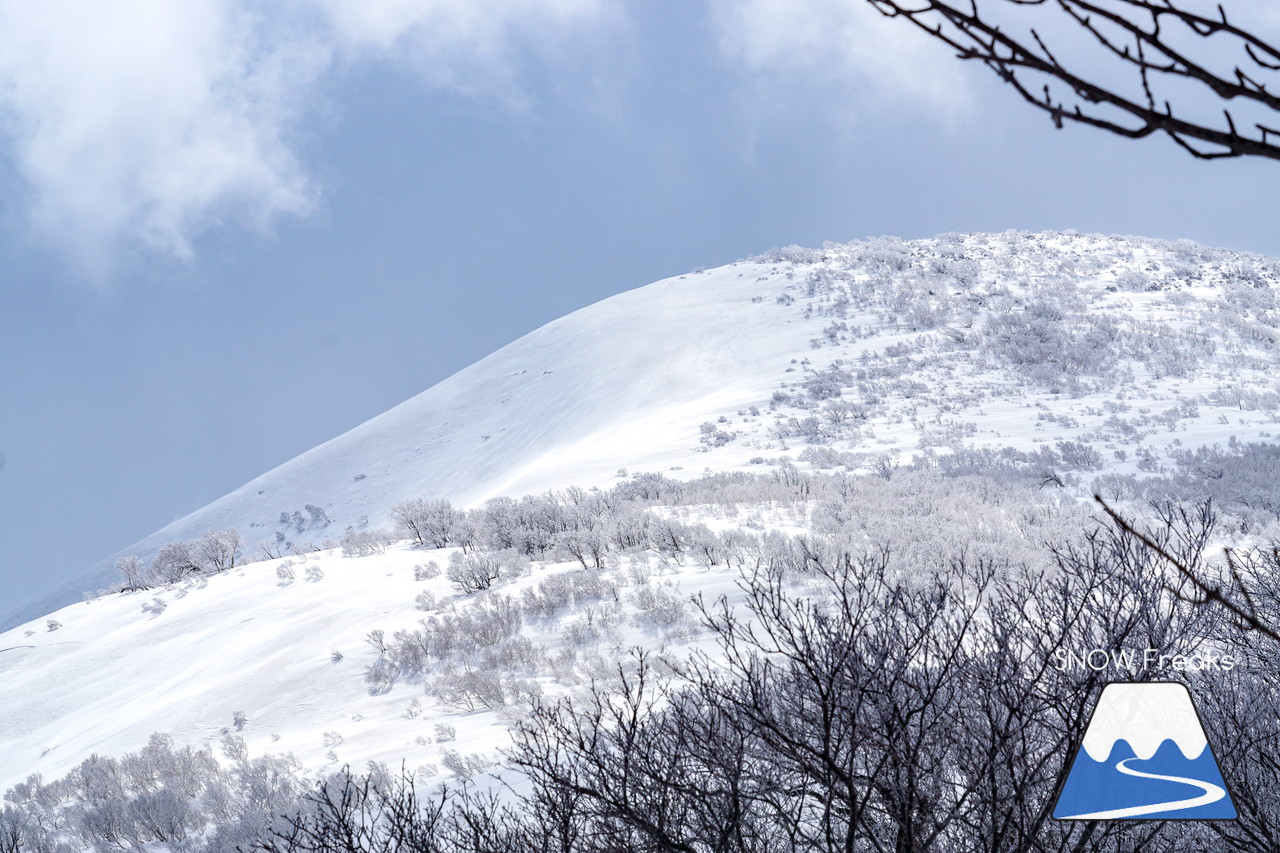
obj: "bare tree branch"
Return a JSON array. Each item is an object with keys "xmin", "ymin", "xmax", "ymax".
[
  {"xmin": 1094, "ymin": 494, "xmax": 1280, "ymax": 642},
  {"xmin": 868, "ymin": 0, "xmax": 1280, "ymax": 160}
]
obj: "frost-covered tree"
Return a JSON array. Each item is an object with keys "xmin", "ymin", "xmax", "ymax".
[
  {"xmin": 194, "ymin": 529, "xmax": 242, "ymax": 573},
  {"xmin": 148, "ymin": 541, "xmax": 199, "ymax": 584},
  {"xmin": 390, "ymin": 498, "xmax": 460, "ymax": 548},
  {"xmin": 114, "ymin": 556, "xmax": 149, "ymax": 592},
  {"xmin": 446, "ymin": 552, "xmax": 503, "ymax": 594}
]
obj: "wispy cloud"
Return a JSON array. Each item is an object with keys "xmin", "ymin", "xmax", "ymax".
[
  {"xmin": 0, "ymin": 0, "xmax": 971, "ymax": 270},
  {"xmin": 0, "ymin": 0, "xmax": 613, "ymax": 268},
  {"xmin": 711, "ymin": 0, "xmax": 972, "ymax": 121}
]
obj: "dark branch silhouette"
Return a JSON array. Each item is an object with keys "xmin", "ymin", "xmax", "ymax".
[
  {"xmin": 1095, "ymin": 494, "xmax": 1280, "ymax": 643},
  {"xmin": 868, "ymin": 0, "xmax": 1280, "ymax": 161}
]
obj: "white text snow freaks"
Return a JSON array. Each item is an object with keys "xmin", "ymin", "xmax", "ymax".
[{"xmin": 1053, "ymin": 648, "xmax": 1236, "ymax": 674}]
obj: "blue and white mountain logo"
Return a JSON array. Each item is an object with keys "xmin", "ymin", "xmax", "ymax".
[{"xmin": 1053, "ymin": 682, "xmax": 1237, "ymax": 820}]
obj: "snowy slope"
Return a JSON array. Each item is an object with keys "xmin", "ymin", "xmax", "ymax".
[
  {"xmin": 6, "ymin": 258, "xmax": 812, "ymax": 628},
  {"xmin": 0, "ymin": 541, "xmax": 726, "ymax": 792},
  {"xmin": 6, "ymin": 229, "xmax": 1280, "ymax": 798},
  {"xmin": 12, "ymin": 230, "xmax": 1280, "ymax": 630}
]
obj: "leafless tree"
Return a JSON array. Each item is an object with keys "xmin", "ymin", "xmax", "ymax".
[{"xmin": 869, "ymin": 0, "xmax": 1280, "ymax": 161}]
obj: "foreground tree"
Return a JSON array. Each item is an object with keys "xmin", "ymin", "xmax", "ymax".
[{"xmin": 870, "ymin": 0, "xmax": 1280, "ymax": 161}]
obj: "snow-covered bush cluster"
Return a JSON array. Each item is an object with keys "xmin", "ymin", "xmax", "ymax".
[
  {"xmin": 12, "ymin": 483, "xmax": 1280, "ymax": 852},
  {"xmin": 0, "ymin": 733, "xmax": 303, "ymax": 853},
  {"xmin": 113, "ymin": 529, "xmax": 244, "ymax": 591},
  {"xmin": 690, "ymin": 232, "xmax": 1280, "ymax": 494}
]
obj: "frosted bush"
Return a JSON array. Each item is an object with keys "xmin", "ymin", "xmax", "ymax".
[
  {"xmin": 447, "ymin": 551, "xmax": 505, "ymax": 594},
  {"xmin": 431, "ymin": 670, "xmax": 506, "ymax": 711},
  {"xmin": 440, "ymin": 750, "xmax": 493, "ymax": 781},
  {"xmin": 340, "ymin": 527, "xmax": 394, "ymax": 557},
  {"xmin": 630, "ymin": 583, "xmax": 691, "ymax": 628},
  {"xmin": 390, "ymin": 498, "xmax": 461, "ymax": 548}
]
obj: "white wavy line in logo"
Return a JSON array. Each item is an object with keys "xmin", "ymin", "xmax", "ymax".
[{"xmin": 1058, "ymin": 757, "xmax": 1227, "ymax": 820}]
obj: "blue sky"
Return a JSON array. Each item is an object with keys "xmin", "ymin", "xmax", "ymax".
[{"xmin": 0, "ymin": 0, "xmax": 1276, "ymax": 611}]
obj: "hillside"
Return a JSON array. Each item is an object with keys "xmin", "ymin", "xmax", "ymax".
[
  {"xmin": 11, "ymin": 230, "xmax": 1280, "ymax": 630},
  {"xmin": 6, "ymin": 230, "xmax": 1280, "ymax": 851}
]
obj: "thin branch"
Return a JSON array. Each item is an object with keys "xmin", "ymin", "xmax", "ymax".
[
  {"xmin": 867, "ymin": 0, "xmax": 1280, "ymax": 161},
  {"xmin": 1094, "ymin": 495, "xmax": 1280, "ymax": 643}
]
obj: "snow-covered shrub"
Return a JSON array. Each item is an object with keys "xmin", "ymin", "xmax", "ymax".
[
  {"xmin": 698, "ymin": 421, "xmax": 736, "ymax": 448},
  {"xmin": 608, "ymin": 511, "xmax": 651, "ymax": 551},
  {"xmin": 219, "ymin": 734, "xmax": 248, "ymax": 763},
  {"xmin": 522, "ymin": 573, "xmax": 575, "ymax": 619},
  {"xmin": 439, "ymin": 750, "xmax": 493, "ymax": 781},
  {"xmin": 446, "ymin": 552, "xmax": 503, "ymax": 594},
  {"xmin": 304, "ymin": 504, "xmax": 331, "ymax": 528},
  {"xmin": 194, "ymin": 529, "xmax": 243, "ymax": 574},
  {"xmin": 630, "ymin": 583, "xmax": 691, "ymax": 629},
  {"xmin": 1092, "ymin": 472, "xmax": 1145, "ymax": 502},
  {"xmin": 808, "ymin": 446, "xmax": 868, "ymax": 469},
  {"xmin": 431, "ymin": 670, "xmax": 506, "ymax": 712},
  {"xmin": 149, "ymin": 540, "xmax": 198, "ymax": 584},
  {"xmin": 982, "ymin": 303, "xmax": 1121, "ymax": 387},
  {"xmin": 751, "ymin": 244, "xmax": 825, "ymax": 264},
  {"xmin": 1054, "ymin": 439, "xmax": 1104, "ymax": 471},
  {"xmin": 521, "ymin": 569, "xmax": 617, "ymax": 623},
  {"xmin": 454, "ymin": 596, "xmax": 524, "ymax": 649},
  {"xmin": 146, "ymin": 529, "xmax": 243, "ymax": 585},
  {"xmin": 1114, "ymin": 268, "xmax": 1151, "ymax": 290},
  {"xmin": 390, "ymin": 498, "xmax": 461, "ymax": 548},
  {"xmin": 564, "ymin": 603, "xmax": 623, "ymax": 648},
  {"xmin": 115, "ymin": 555, "xmax": 149, "ymax": 593},
  {"xmin": 340, "ymin": 526, "xmax": 394, "ymax": 557},
  {"xmin": 367, "ymin": 595, "xmax": 528, "ymax": 691},
  {"xmin": 646, "ymin": 517, "xmax": 691, "ymax": 557}
]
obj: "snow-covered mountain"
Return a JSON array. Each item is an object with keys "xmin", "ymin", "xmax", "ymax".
[
  {"xmin": 12, "ymin": 230, "xmax": 1280, "ymax": 630},
  {"xmin": 7, "ymin": 230, "xmax": 1280, "ymax": 835}
]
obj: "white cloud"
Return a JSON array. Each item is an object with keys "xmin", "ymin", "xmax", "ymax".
[
  {"xmin": 0, "ymin": 0, "xmax": 613, "ymax": 267},
  {"xmin": 712, "ymin": 0, "xmax": 971, "ymax": 121},
  {"xmin": 0, "ymin": 0, "xmax": 973, "ymax": 269},
  {"xmin": 317, "ymin": 0, "xmax": 614, "ymax": 101}
]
